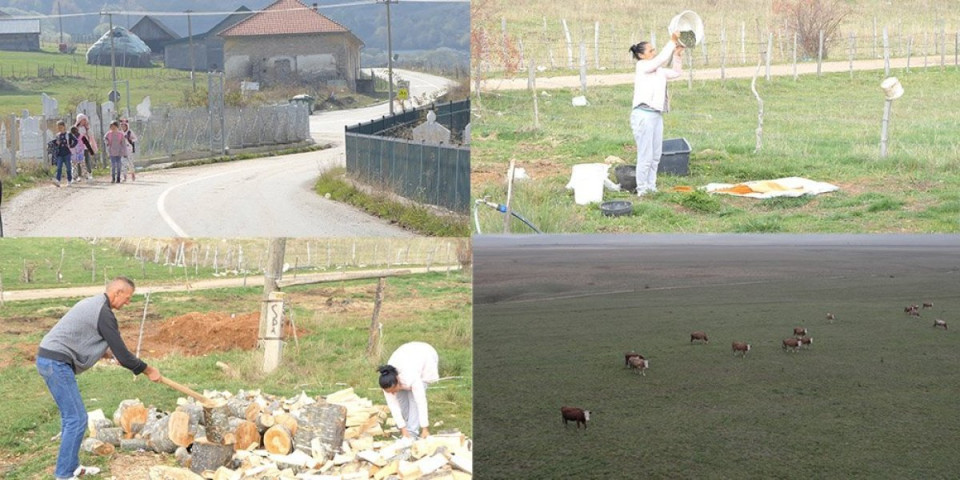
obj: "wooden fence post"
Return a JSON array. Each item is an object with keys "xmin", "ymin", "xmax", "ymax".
[
  {"xmin": 562, "ymin": 19, "xmax": 573, "ymax": 69},
  {"xmin": 365, "ymin": 277, "xmax": 386, "ymax": 358}
]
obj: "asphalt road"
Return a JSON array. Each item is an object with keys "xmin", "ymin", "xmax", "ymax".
[{"xmin": 0, "ymin": 69, "xmax": 454, "ymax": 237}]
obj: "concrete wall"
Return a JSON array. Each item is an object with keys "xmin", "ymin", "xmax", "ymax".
[
  {"xmin": 0, "ymin": 33, "xmax": 40, "ymax": 52},
  {"xmin": 223, "ymin": 32, "xmax": 361, "ymax": 91}
]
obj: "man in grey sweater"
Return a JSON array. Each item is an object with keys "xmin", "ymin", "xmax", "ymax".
[{"xmin": 36, "ymin": 276, "xmax": 161, "ymax": 480}]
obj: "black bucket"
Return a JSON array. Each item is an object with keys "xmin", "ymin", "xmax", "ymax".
[{"xmin": 614, "ymin": 165, "xmax": 637, "ymax": 193}]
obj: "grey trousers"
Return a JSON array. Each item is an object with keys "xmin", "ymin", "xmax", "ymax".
[
  {"xmin": 630, "ymin": 107, "xmax": 664, "ymax": 195},
  {"xmin": 396, "ymin": 389, "xmax": 421, "ymax": 437}
]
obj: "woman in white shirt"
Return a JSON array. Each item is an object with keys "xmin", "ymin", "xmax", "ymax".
[
  {"xmin": 630, "ymin": 31, "xmax": 684, "ymax": 196},
  {"xmin": 378, "ymin": 342, "xmax": 439, "ymax": 439}
]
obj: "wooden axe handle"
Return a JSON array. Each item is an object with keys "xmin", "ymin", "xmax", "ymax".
[{"xmin": 160, "ymin": 376, "xmax": 213, "ymax": 405}]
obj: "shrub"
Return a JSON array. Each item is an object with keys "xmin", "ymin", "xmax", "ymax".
[{"xmin": 773, "ymin": 0, "xmax": 851, "ymax": 59}]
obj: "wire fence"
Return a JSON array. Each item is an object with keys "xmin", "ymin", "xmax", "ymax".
[
  {"xmin": 476, "ymin": 16, "xmax": 960, "ymax": 74},
  {"xmin": 0, "ymin": 92, "xmax": 309, "ymax": 172}
]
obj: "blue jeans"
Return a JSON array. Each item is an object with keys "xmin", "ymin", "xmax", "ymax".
[
  {"xmin": 110, "ymin": 156, "xmax": 122, "ymax": 181},
  {"xmin": 36, "ymin": 356, "xmax": 87, "ymax": 479},
  {"xmin": 56, "ymin": 153, "xmax": 73, "ymax": 182}
]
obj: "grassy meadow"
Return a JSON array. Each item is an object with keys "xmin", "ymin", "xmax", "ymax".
[
  {"xmin": 472, "ymin": 67, "xmax": 960, "ymax": 233},
  {"xmin": 473, "ymin": 235, "xmax": 960, "ymax": 479},
  {"xmin": 0, "ymin": 244, "xmax": 472, "ymax": 479}
]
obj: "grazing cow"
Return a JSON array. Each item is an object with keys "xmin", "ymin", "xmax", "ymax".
[
  {"xmin": 923, "ymin": 302, "xmax": 934, "ymax": 309},
  {"xmin": 690, "ymin": 331, "xmax": 709, "ymax": 344},
  {"xmin": 782, "ymin": 337, "xmax": 802, "ymax": 352},
  {"xmin": 793, "ymin": 327, "xmax": 807, "ymax": 337},
  {"xmin": 731, "ymin": 341, "xmax": 751, "ymax": 357},
  {"xmin": 933, "ymin": 319, "xmax": 947, "ymax": 330},
  {"xmin": 800, "ymin": 336, "xmax": 813, "ymax": 347},
  {"xmin": 905, "ymin": 305, "xmax": 920, "ymax": 316},
  {"xmin": 560, "ymin": 407, "xmax": 590, "ymax": 429},
  {"xmin": 624, "ymin": 351, "xmax": 645, "ymax": 367},
  {"xmin": 627, "ymin": 356, "xmax": 649, "ymax": 376},
  {"xmin": 826, "ymin": 313, "xmax": 835, "ymax": 322}
]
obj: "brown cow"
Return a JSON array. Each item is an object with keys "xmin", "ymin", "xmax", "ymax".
[
  {"xmin": 782, "ymin": 337, "xmax": 802, "ymax": 352},
  {"xmin": 933, "ymin": 319, "xmax": 947, "ymax": 330},
  {"xmin": 627, "ymin": 356, "xmax": 649, "ymax": 376},
  {"xmin": 800, "ymin": 336, "xmax": 813, "ymax": 347},
  {"xmin": 690, "ymin": 331, "xmax": 709, "ymax": 344},
  {"xmin": 624, "ymin": 351, "xmax": 645, "ymax": 367},
  {"xmin": 905, "ymin": 305, "xmax": 920, "ymax": 317},
  {"xmin": 732, "ymin": 341, "xmax": 751, "ymax": 357},
  {"xmin": 922, "ymin": 302, "xmax": 934, "ymax": 309},
  {"xmin": 793, "ymin": 327, "xmax": 807, "ymax": 337},
  {"xmin": 560, "ymin": 407, "xmax": 590, "ymax": 429}
]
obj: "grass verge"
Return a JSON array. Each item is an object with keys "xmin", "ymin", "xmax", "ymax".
[{"xmin": 315, "ymin": 168, "xmax": 470, "ymax": 237}]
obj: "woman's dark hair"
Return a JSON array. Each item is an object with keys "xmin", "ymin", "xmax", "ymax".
[
  {"xmin": 629, "ymin": 41, "xmax": 651, "ymax": 60},
  {"xmin": 377, "ymin": 365, "xmax": 399, "ymax": 389}
]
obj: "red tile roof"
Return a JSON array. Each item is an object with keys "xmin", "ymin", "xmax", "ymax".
[{"xmin": 219, "ymin": 0, "xmax": 351, "ymax": 37}]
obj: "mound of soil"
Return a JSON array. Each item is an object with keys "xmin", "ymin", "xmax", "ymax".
[{"xmin": 130, "ymin": 311, "xmax": 304, "ymax": 358}]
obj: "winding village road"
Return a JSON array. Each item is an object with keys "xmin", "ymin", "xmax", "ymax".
[{"xmin": 0, "ymin": 69, "xmax": 455, "ymax": 237}]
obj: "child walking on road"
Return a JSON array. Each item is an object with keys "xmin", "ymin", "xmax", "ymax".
[{"xmin": 103, "ymin": 121, "xmax": 127, "ymax": 184}]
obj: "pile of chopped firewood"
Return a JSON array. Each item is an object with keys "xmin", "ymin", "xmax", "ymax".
[{"xmin": 84, "ymin": 387, "xmax": 472, "ymax": 480}]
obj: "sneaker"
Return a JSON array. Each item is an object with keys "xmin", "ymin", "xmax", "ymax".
[{"xmin": 74, "ymin": 465, "xmax": 101, "ymax": 476}]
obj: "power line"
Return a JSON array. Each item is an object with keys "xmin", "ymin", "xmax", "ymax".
[{"xmin": 0, "ymin": 0, "xmax": 468, "ymax": 21}]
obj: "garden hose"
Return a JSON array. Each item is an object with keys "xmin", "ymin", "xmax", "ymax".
[{"xmin": 473, "ymin": 197, "xmax": 542, "ymax": 234}]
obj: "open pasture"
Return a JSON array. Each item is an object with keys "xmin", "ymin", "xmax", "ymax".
[{"xmin": 473, "ymin": 235, "xmax": 960, "ymax": 478}]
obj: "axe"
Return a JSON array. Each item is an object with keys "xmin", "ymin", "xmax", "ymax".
[{"xmin": 159, "ymin": 376, "xmax": 215, "ymax": 407}]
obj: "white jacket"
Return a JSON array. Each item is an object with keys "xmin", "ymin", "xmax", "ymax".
[
  {"xmin": 383, "ymin": 342, "xmax": 439, "ymax": 430},
  {"xmin": 631, "ymin": 40, "xmax": 683, "ymax": 112}
]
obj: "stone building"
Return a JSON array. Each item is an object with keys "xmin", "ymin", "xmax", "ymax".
[
  {"xmin": 164, "ymin": 7, "xmax": 253, "ymax": 72},
  {"xmin": 219, "ymin": 0, "xmax": 363, "ymax": 91}
]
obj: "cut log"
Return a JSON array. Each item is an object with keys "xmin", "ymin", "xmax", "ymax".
[
  {"xmin": 114, "ymin": 400, "xmax": 148, "ymax": 439},
  {"xmin": 81, "ymin": 437, "xmax": 115, "ymax": 456},
  {"xmin": 226, "ymin": 395, "xmax": 253, "ymax": 419},
  {"xmin": 167, "ymin": 410, "xmax": 196, "ymax": 448},
  {"xmin": 255, "ymin": 412, "xmax": 275, "ymax": 433},
  {"xmin": 203, "ymin": 403, "xmax": 233, "ymax": 444},
  {"xmin": 142, "ymin": 413, "xmax": 178, "ymax": 453},
  {"xmin": 263, "ymin": 424, "xmax": 293, "ymax": 455},
  {"xmin": 274, "ymin": 413, "xmax": 299, "ymax": 437},
  {"xmin": 292, "ymin": 402, "xmax": 346, "ymax": 461},
  {"xmin": 244, "ymin": 403, "xmax": 263, "ymax": 424},
  {"xmin": 233, "ymin": 420, "xmax": 261, "ymax": 451},
  {"xmin": 120, "ymin": 438, "xmax": 149, "ymax": 451},
  {"xmin": 189, "ymin": 440, "xmax": 235, "ymax": 474},
  {"xmin": 175, "ymin": 446, "xmax": 192, "ymax": 468},
  {"xmin": 86, "ymin": 409, "xmax": 108, "ymax": 438},
  {"xmin": 177, "ymin": 403, "xmax": 204, "ymax": 427},
  {"xmin": 148, "ymin": 465, "xmax": 205, "ymax": 480},
  {"xmin": 97, "ymin": 426, "xmax": 124, "ymax": 446}
]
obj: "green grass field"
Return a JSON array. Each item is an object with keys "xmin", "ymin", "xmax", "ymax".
[
  {"xmin": 0, "ymin": 269, "xmax": 472, "ymax": 479},
  {"xmin": 472, "ymin": 68, "xmax": 960, "ymax": 233},
  {"xmin": 473, "ymin": 235, "xmax": 960, "ymax": 479}
]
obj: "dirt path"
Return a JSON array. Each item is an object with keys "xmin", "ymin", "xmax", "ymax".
[
  {"xmin": 0, "ymin": 265, "xmax": 460, "ymax": 302},
  {"xmin": 480, "ymin": 56, "xmax": 928, "ymax": 91}
]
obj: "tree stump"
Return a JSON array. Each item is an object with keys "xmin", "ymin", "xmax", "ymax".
[
  {"xmin": 263, "ymin": 424, "xmax": 293, "ymax": 454},
  {"xmin": 293, "ymin": 402, "xmax": 346, "ymax": 461},
  {"xmin": 189, "ymin": 440, "xmax": 235, "ymax": 474},
  {"xmin": 97, "ymin": 427, "xmax": 124, "ymax": 446}
]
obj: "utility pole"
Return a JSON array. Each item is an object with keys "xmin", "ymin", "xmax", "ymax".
[
  {"xmin": 187, "ymin": 10, "xmax": 196, "ymax": 91},
  {"xmin": 377, "ymin": 0, "xmax": 398, "ymax": 115},
  {"xmin": 57, "ymin": 1, "xmax": 63, "ymax": 46}
]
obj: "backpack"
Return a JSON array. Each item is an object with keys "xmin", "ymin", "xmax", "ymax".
[{"xmin": 47, "ymin": 139, "xmax": 58, "ymax": 164}]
